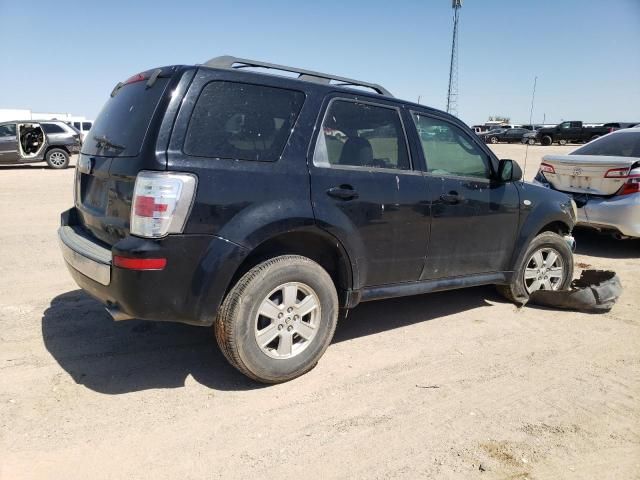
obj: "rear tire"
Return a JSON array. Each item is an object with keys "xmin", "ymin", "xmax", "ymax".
[
  {"xmin": 527, "ymin": 138, "xmax": 536, "ymax": 145},
  {"xmin": 541, "ymin": 135, "xmax": 553, "ymax": 146},
  {"xmin": 45, "ymin": 148, "xmax": 69, "ymax": 169},
  {"xmin": 497, "ymin": 231, "xmax": 573, "ymax": 304},
  {"xmin": 490, "ymin": 136, "xmax": 499, "ymax": 144},
  {"xmin": 215, "ymin": 255, "xmax": 339, "ymax": 383},
  {"xmin": 558, "ymin": 139, "xmax": 568, "ymax": 145}
]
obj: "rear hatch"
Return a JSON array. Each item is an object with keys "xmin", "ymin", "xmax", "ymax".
[
  {"xmin": 75, "ymin": 67, "xmax": 182, "ymax": 245},
  {"xmin": 540, "ymin": 154, "xmax": 636, "ymax": 196}
]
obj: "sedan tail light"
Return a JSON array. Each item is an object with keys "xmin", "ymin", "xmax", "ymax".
[
  {"xmin": 604, "ymin": 167, "xmax": 629, "ymax": 178},
  {"xmin": 130, "ymin": 171, "xmax": 197, "ymax": 238},
  {"xmin": 616, "ymin": 169, "xmax": 640, "ymax": 196},
  {"xmin": 539, "ymin": 162, "xmax": 555, "ymax": 174}
]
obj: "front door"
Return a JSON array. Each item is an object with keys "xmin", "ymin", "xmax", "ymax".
[
  {"xmin": 409, "ymin": 112, "xmax": 520, "ymax": 279},
  {"xmin": 0, "ymin": 123, "xmax": 19, "ymax": 163},
  {"xmin": 310, "ymin": 97, "xmax": 430, "ymax": 288}
]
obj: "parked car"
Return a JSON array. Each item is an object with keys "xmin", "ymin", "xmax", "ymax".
[
  {"xmin": 534, "ymin": 127, "xmax": 640, "ymax": 238},
  {"xmin": 522, "ymin": 130, "xmax": 539, "ymax": 145},
  {"xmin": 71, "ymin": 120, "xmax": 94, "ymax": 141},
  {"xmin": 483, "ymin": 128, "xmax": 531, "ymax": 144},
  {"xmin": 58, "ymin": 56, "xmax": 577, "ymax": 383},
  {"xmin": 535, "ymin": 121, "xmax": 614, "ymax": 146},
  {"xmin": 0, "ymin": 120, "xmax": 80, "ymax": 168}
]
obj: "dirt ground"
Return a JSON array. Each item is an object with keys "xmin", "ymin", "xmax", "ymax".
[{"xmin": 1, "ymin": 144, "xmax": 639, "ymax": 479}]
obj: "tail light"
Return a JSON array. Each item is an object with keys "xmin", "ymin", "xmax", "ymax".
[
  {"xmin": 130, "ymin": 171, "xmax": 197, "ymax": 238},
  {"xmin": 616, "ymin": 174, "xmax": 640, "ymax": 196},
  {"xmin": 539, "ymin": 162, "xmax": 555, "ymax": 174},
  {"xmin": 604, "ymin": 167, "xmax": 629, "ymax": 178}
]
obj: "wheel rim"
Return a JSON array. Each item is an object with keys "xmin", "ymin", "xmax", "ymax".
[
  {"xmin": 528, "ymin": 139, "xmax": 535, "ymax": 145},
  {"xmin": 491, "ymin": 137, "xmax": 498, "ymax": 143},
  {"xmin": 49, "ymin": 152, "xmax": 66, "ymax": 166},
  {"xmin": 523, "ymin": 247, "xmax": 565, "ymax": 293},
  {"xmin": 254, "ymin": 282, "xmax": 321, "ymax": 359}
]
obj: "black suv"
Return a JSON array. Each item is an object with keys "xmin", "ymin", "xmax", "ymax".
[{"xmin": 58, "ymin": 56, "xmax": 577, "ymax": 383}]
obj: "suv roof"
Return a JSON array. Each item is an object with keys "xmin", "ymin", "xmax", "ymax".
[{"xmin": 202, "ymin": 55, "xmax": 394, "ymax": 98}]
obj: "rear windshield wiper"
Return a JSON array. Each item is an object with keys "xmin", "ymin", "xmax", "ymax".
[{"xmin": 93, "ymin": 135, "xmax": 125, "ymax": 151}]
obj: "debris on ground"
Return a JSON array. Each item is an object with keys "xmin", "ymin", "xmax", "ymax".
[{"xmin": 528, "ymin": 270, "xmax": 622, "ymax": 313}]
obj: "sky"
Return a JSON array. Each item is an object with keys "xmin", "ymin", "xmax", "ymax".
[{"xmin": 0, "ymin": 0, "xmax": 638, "ymax": 126}]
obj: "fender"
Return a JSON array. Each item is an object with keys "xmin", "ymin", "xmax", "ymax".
[
  {"xmin": 193, "ymin": 222, "xmax": 357, "ymax": 325},
  {"xmin": 509, "ymin": 182, "xmax": 575, "ymax": 272}
]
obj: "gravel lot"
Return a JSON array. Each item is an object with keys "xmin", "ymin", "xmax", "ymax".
[{"xmin": 1, "ymin": 144, "xmax": 639, "ymax": 479}]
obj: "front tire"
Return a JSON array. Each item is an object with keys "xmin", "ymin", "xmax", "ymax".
[
  {"xmin": 558, "ymin": 139, "xmax": 568, "ymax": 145},
  {"xmin": 490, "ymin": 136, "xmax": 499, "ymax": 144},
  {"xmin": 215, "ymin": 255, "xmax": 339, "ymax": 383},
  {"xmin": 527, "ymin": 138, "xmax": 536, "ymax": 145},
  {"xmin": 497, "ymin": 231, "xmax": 573, "ymax": 304},
  {"xmin": 45, "ymin": 148, "xmax": 69, "ymax": 169}
]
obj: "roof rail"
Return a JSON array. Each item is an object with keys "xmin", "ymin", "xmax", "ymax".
[{"xmin": 203, "ymin": 55, "xmax": 393, "ymax": 97}]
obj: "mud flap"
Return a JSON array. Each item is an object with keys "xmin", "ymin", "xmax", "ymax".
[{"xmin": 528, "ymin": 270, "xmax": 622, "ymax": 313}]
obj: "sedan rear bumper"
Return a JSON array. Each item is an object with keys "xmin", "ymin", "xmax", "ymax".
[
  {"xmin": 531, "ymin": 178, "xmax": 640, "ymax": 237},
  {"xmin": 579, "ymin": 193, "xmax": 640, "ymax": 237}
]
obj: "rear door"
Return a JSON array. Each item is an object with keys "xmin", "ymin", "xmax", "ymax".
[
  {"xmin": 75, "ymin": 67, "xmax": 188, "ymax": 245},
  {"xmin": 0, "ymin": 123, "xmax": 18, "ymax": 163},
  {"xmin": 409, "ymin": 112, "xmax": 520, "ymax": 279},
  {"xmin": 309, "ymin": 96, "xmax": 430, "ymax": 288}
]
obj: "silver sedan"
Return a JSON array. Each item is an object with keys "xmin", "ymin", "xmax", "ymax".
[{"xmin": 532, "ymin": 127, "xmax": 640, "ymax": 238}]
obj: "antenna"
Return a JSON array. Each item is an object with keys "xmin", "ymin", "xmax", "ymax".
[
  {"xmin": 523, "ymin": 75, "xmax": 537, "ymax": 180},
  {"xmin": 446, "ymin": 0, "xmax": 462, "ymax": 116}
]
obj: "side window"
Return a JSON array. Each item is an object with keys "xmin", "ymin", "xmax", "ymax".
[
  {"xmin": 184, "ymin": 81, "xmax": 305, "ymax": 161},
  {"xmin": 560, "ymin": 122, "xmax": 571, "ymax": 129},
  {"xmin": 412, "ymin": 113, "xmax": 491, "ymax": 179},
  {"xmin": 314, "ymin": 100, "xmax": 410, "ymax": 170},
  {"xmin": 82, "ymin": 122, "xmax": 92, "ymax": 131},
  {"xmin": 73, "ymin": 122, "xmax": 81, "ymax": 129},
  {"xmin": 0, "ymin": 124, "xmax": 16, "ymax": 137}
]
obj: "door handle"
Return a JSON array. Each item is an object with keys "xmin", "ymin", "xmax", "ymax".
[
  {"xmin": 327, "ymin": 185, "xmax": 359, "ymax": 200},
  {"xmin": 440, "ymin": 191, "xmax": 462, "ymax": 204}
]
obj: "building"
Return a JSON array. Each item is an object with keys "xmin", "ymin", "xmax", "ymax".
[{"xmin": 0, "ymin": 108, "xmax": 92, "ymax": 124}]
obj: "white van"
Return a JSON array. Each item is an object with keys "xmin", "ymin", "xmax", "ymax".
[{"xmin": 71, "ymin": 120, "xmax": 93, "ymax": 141}]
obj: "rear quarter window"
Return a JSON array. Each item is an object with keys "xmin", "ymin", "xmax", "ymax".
[{"xmin": 183, "ymin": 81, "xmax": 305, "ymax": 161}]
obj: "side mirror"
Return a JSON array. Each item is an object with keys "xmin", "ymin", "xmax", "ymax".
[{"xmin": 497, "ymin": 159, "xmax": 523, "ymax": 183}]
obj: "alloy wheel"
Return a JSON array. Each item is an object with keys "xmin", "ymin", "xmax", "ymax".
[
  {"xmin": 49, "ymin": 152, "xmax": 66, "ymax": 166},
  {"xmin": 254, "ymin": 282, "xmax": 321, "ymax": 359},
  {"xmin": 523, "ymin": 247, "xmax": 565, "ymax": 293}
]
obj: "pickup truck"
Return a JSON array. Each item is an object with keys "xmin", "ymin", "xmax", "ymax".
[{"xmin": 535, "ymin": 121, "xmax": 614, "ymax": 146}]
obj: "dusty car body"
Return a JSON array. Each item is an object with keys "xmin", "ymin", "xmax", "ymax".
[{"xmin": 534, "ymin": 128, "xmax": 640, "ymax": 238}]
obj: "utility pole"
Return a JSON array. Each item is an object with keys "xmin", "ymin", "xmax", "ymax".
[{"xmin": 446, "ymin": 0, "xmax": 462, "ymax": 117}]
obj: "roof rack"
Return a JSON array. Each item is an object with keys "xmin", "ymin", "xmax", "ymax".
[{"xmin": 203, "ymin": 55, "xmax": 393, "ymax": 97}]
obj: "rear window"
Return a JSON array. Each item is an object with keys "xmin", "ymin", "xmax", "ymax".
[
  {"xmin": 184, "ymin": 81, "xmax": 305, "ymax": 161},
  {"xmin": 572, "ymin": 131, "xmax": 640, "ymax": 158},
  {"xmin": 41, "ymin": 123, "xmax": 66, "ymax": 134},
  {"xmin": 81, "ymin": 78, "xmax": 170, "ymax": 157}
]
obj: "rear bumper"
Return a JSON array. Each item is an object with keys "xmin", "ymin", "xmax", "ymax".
[
  {"xmin": 58, "ymin": 208, "xmax": 248, "ymax": 325},
  {"xmin": 579, "ymin": 194, "xmax": 640, "ymax": 237},
  {"xmin": 532, "ymin": 179, "xmax": 640, "ymax": 237}
]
